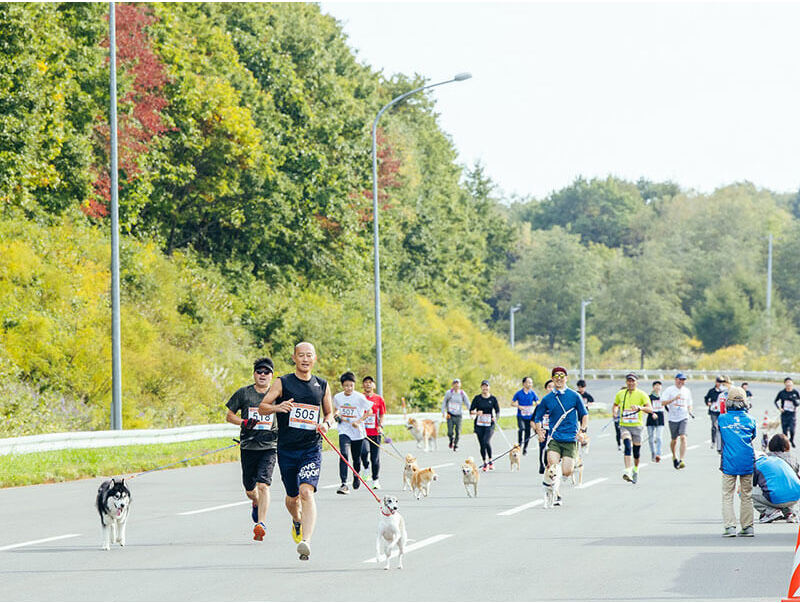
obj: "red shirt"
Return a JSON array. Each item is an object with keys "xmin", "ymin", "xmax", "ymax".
[{"xmin": 363, "ymin": 393, "xmax": 386, "ymax": 436}]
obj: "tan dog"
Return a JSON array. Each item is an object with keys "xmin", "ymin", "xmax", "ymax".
[
  {"xmin": 461, "ymin": 457, "xmax": 479, "ymax": 497},
  {"xmin": 406, "ymin": 417, "xmax": 439, "ymax": 452},
  {"xmin": 402, "ymin": 454, "xmax": 418, "ymax": 491},
  {"xmin": 570, "ymin": 452, "xmax": 584, "ymax": 486},
  {"xmin": 509, "ymin": 444, "xmax": 522, "ymax": 472},
  {"xmin": 410, "ymin": 467, "xmax": 438, "ymax": 500},
  {"xmin": 542, "ymin": 464, "xmax": 560, "ymax": 508},
  {"xmin": 577, "ymin": 430, "xmax": 591, "ymax": 455}
]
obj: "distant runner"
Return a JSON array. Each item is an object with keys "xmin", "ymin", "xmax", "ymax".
[
  {"xmin": 774, "ymin": 378, "xmax": 800, "ymax": 448},
  {"xmin": 663, "ymin": 372, "xmax": 694, "ymax": 469},
  {"xmin": 442, "ymin": 379, "xmax": 470, "ymax": 452},
  {"xmin": 360, "ymin": 376, "xmax": 386, "ymax": 489},
  {"xmin": 704, "ymin": 377, "xmax": 725, "ymax": 447},
  {"xmin": 471, "ymin": 380, "xmax": 500, "ymax": 470},
  {"xmin": 333, "ymin": 372, "xmax": 372, "ymax": 495},
  {"xmin": 576, "ymin": 379, "xmax": 594, "ymax": 412},
  {"xmin": 646, "ymin": 380, "xmax": 665, "ymax": 463},
  {"xmin": 613, "ymin": 373, "xmax": 653, "ymax": 483},
  {"xmin": 537, "ymin": 379, "xmax": 554, "ymax": 474},
  {"xmin": 511, "ymin": 376, "xmax": 538, "ymax": 455}
]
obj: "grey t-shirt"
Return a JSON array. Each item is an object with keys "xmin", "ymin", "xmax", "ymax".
[{"xmin": 226, "ymin": 384, "xmax": 277, "ymax": 451}]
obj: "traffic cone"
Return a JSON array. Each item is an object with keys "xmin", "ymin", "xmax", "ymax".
[
  {"xmin": 763, "ymin": 410, "xmax": 770, "ymax": 431},
  {"xmin": 782, "ymin": 526, "xmax": 800, "ymax": 601}
]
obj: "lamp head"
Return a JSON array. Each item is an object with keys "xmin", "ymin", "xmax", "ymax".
[{"xmin": 454, "ymin": 72, "xmax": 472, "ymax": 82}]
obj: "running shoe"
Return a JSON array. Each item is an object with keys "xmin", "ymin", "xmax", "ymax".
[
  {"xmin": 336, "ymin": 484, "xmax": 349, "ymax": 495},
  {"xmin": 759, "ymin": 509, "xmax": 783, "ymax": 524},
  {"xmin": 482, "ymin": 464, "xmax": 488, "ymax": 472},
  {"xmin": 488, "ymin": 462, "xmax": 495, "ymax": 471},
  {"xmin": 453, "ymin": 444, "xmax": 458, "ymax": 451},
  {"xmin": 722, "ymin": 527, "xmax": 737, "ymax": 537},
  {"xmin": 251, "ymin": 504, "xmax": 258, "ymax": 523},
  {"xmin": 297, "ymin": 540, "xmax": 311, "ymax": 560},
  {"xmin": 554, "ymin": 496, "xmax": 562, "ymax": 507},
  {"xmin": 253, "ymin": 522, "xmax": 266, "ymax": 541},
  {"xmin": 291, "ymin": 521, "xmax": 303, "ymax": 544},
  {"xmin": 372, "ymin": 479, "xmax": 381, "ymax": 490},
  {"xmin": 738, "ymin": 526, "xmax": 754, "ymax": 537},
  {"xmin": 352, "ymin": 476, "xmax": 360, "ymax": 490},
  {"xmin": 678, "ymin": 460, "xmax": 686, "ymax": 469},
  {"xmin": 655, "ymin": 455, "xmax": 661, "ymax": 463},
  {"xmin": 522, "ymin": 449, "xmax": 528, "ymax": 456},
  {"xmin": 673, "ymin": 458, "xmax": 679, "ymax": 469},
  {"xmin": 448, "ymin": 441, "xmax": 453, "ymax": 449},
  {"xmin": 622, "ymin": 471, "xmax": 633, "ymax": 483},
  {"xmin": 631, "ymin": 470, "xmax": 638, "ymax": 484}
]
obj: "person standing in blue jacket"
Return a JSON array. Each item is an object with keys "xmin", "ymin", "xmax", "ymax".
[
  {"xmin": 511, "ymin": 376, "xmax": 538, "ymax": 456},
  {"xmin": 533, "ymin": 366, "xmax": 588, "ymax": 506},
  {"xmin": 716, "ymin": 386, "xmax": 757, "ymax": 537}
]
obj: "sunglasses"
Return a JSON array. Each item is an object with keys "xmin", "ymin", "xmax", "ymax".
[
  {"xmin": 255, "ymin": 369, "xmax": 272, "ymax": 375},
  {"xmin": 553, "ymin": 373, "xmax": 566, "ymax": 378}
]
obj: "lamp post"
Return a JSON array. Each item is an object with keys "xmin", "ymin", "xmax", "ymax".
[
  {"xmin": 509, "ymin": 304, "xmax": 521, "ymax": 349},
  {"xmin": 109, "ymin": 2, "xmax": 122, "ymax": 430},
  {"xmin": 371, "ymin": 72, "xmax": 472, "ymax": 395},
  {"xmin": 580, "ymin": 299, "xmax": 592, "ymax": 381},
  {"xmin": 766, "ymin": 233, "xmax": 773, "ymax": 353}
]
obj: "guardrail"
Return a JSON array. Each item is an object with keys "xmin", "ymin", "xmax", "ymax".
[
  {"xmin": 572, "ymin": 369, "xmax": 793, "ymax": 382},
  {"xmin": 0, "ymin": 404, "xmax": 608, "ymax": 456}
]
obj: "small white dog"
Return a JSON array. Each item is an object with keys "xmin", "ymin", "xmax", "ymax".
[
  {"xmin": 376, "ymin": 495, "xmax": 407, "ymax": 570},
  {"xmin": 96, "ymin": 477, "xmax": 131, "ymax": 550},
  {"xmin": 542, "ymin": 465, "xmax": 560, "ymax": 509}
]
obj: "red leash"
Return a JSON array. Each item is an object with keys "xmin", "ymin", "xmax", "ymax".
[{"xmin": 318, "ymin": 428, "xmax": 381, "ymax": 505}]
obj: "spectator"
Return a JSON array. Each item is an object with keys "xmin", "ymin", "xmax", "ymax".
[
  {"xmin": 754, "ymin": 434, "xmax": 800, "ymax": 524},
  {"xmin": 769, "ymin": 433, "xmax": 800, "ymax": 477}
]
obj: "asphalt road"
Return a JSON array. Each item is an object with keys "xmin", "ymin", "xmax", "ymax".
[{"xmin": 1, "ymin": 379, "xmax": 796, "ymax": 601}]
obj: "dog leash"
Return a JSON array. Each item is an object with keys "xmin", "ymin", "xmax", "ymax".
[
  {"xmin": 318, "ymin": 428, "xmax": 381, "ymax": 505},
  {"xmin": 363, "ymin": 434, "xmax": 405, "ymax": 462},
  {"xmin": 123, "ymin": 439, "xmax": 240, "ymax": 481},
  {"xmin": 380, "ymin": 428, "xmax": 406, "ymax": 458}
]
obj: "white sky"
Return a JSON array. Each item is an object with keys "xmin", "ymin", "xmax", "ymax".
[{"xmin": 319, "ymin": 1, "xmax": 800, "ymax": 199}]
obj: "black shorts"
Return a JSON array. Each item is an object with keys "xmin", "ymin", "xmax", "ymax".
[{"xmin": 240, "ymin": 448, "xmax": 277, "ymax": 491}]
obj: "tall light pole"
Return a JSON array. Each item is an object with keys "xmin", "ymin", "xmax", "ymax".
[
  {"xmin": 109, "ymin": 2, "xmax": 122, "ymax": 430},
  {"xmin": 509, "ymin": 304, "xmax": 521, "ymax": 349},
  {"xmin": 766, "ymin": 233, "xmax": 773, "ymax": 353},
  {"xmin": 580, "ymin": 299, "xmax": 592, "ymax": 381},
  {"xmin": 371, "ymin": 72, "xmax": 472, "ymax": 395}
]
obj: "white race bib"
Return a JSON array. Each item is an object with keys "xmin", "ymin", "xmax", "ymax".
[
  {"xmin": 248, "ymin": 407, "xmax": 273, "ymax": 430},
  {"xmin": 519, "ymin": 405, "xmax": 534, "ymax": 417},
  {"xmin": 476, "ymin": 414, "xmax": 492, "ymax": 427},
  {"xmin": 621, "ymin": 409, "xmax": 639, "ymax": 424},
  {"xmin": 785, "ymin": 400, "xmax": 796, "ymax": 412},
  {"xmin": 365, "ymin": 414, "xmax": 377, "ymax": 429},
  {"xmin": 448, "ymin": 400, "xmax": 462, "ymax": 414},
  {"xmin": 339, "ymin": 406, "xmax": 359, "ymax": 421},
  {"xmin": 542, "ymin": 414, "xmax": 550, "ymax": 429},
  {"xmin": 289, "ymin": 404, "xmax": 320, "ymax": 430}
]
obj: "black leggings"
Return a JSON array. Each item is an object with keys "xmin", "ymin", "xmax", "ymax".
[
  {"xmin": 359, "ymin": 434, "xmax": 381, "ymax": 479},
  {"xmin": 338, "ymin": 434, "xmax": 363, "ymax": 483},
  {"xmin": 538, "ymin": 429, "xmax": 550, "ymax": 474},
  {"xmin": 475, "ymin": 425, "xmax": 494, "ymax": 461},
  {"xmin": 614, "ymin": 420, "xmax": 621, "ymax": 446},
  {"xmin": 517, "ymin": 416, "xmax": 533, "ymax": 451},
  {"xmin": 783, "ymin": 413, "xmax": 796, "ymax": 447}
]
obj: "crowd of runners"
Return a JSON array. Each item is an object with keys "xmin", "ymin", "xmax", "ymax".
[{"xmin": 224, "ymin": 345, "xmax": 800, "ymax": 558}]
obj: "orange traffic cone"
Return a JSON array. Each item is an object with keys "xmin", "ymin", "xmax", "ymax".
[
  {"xmin": 763, "ymin": 410, "xmax": 770, "ymax": 431},
  {"xmin": 782, "ymin": 527, "xmax": 800, "ymax": 601}
]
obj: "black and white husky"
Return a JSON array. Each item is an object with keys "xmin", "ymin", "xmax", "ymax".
[{"xmin": 96, "ymin": 477, "xmax": 131, "ymax": 550}]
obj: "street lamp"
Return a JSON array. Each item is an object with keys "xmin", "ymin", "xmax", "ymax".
[
  {"xmin": 371, "ymin": 72, "xmax": 472, "ymax": 395},
  {"xmin": 109, "ymin": 2, "xmax": 122, "ymax": 430},
  {"xmin": 509, "ymin": 304, "xmax": 521, "ymax": 349},
  {"xmin": 580, "ymin": 299, "xmax": 592, "ymax": 381}
]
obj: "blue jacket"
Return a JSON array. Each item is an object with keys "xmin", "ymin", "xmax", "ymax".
[
  {"xmin": 717, "ymin": 410, "xmax": 757, "ymax": 475},
  {"xmin": 533, "ymin": 388, "xmax": 587, "ymax": 442},
  {"xmin": 754, "ymin": 455, "xmax": 800, "ymax": 504}
]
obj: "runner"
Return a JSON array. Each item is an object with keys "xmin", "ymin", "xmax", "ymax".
[
  {"xmin": 441, "ymin": 378, "xmax": 470, "ymax": 451},
  {"xmin": 576, "ymin": 379, "xmax": 594, "ymax": 412},
  {"xmin": 537, "ymin": 379, "xmax": 554, "ymax": 474},
  {"xmin": 742, "ymin": 382, "xmax": 753, "ymax": 409},
  {"xmin": 704, "ymin": 377, "xmax": 725, "ymax": 448},
  {"xmin": 224, "ymin": 357, "xmax": 277, "ymax": 542},
  {"xmin": 613, "ymin": 373, "xmax": 654, "ymax": 483},
  {"xmin": 470, "ymin": 380, "xmax": 500, "ymax": 471},
  {"xmin": 360, "ymin": 375, "xmax": 386, "ymax": 489},
  {"xmin": 258, "ymin": 342, "xmax": 333, "ymax": 561},
  {"xmin": 511, "ymin": 376, "xmax": 538, "ymax": 456},
  {"xmin": 646, "ymin": 380, "xmax": 665, "ymax": 462},
  {"xmin": 613, "ymin": 389, "xmax": 622, "ymax": 451},
  {"xmin": 662, "ymin": 372, "xmax": 694, "ymax": 469},
  {"xmin": 533, "ymin": 367, "xmax": 588, "ymax": 505},
  {"xmin": 332, "ymin": 372, "xmax": 372, "ymax": 495},
  {"xmin": 774, "ymin": 378, "xmax": 800, "ymax": 448}
]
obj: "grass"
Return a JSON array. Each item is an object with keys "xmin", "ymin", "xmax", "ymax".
[{"xmin": 0, "ymin": 413, "xmax": 608, "ymax": 488}]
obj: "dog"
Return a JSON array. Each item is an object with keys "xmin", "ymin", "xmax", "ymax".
[
  {"xmin": 406, "ymin": 417, "xmax": 439, "ymax": 452},
  {"xmin": 570, "ymin": 453, "xmax": 584, "ymax": 486},
  {"xmin": 96, "ymin": 477, "xmax": 131, "ymax": 550},
  {"xmin": 376, "ymin": 495, "xmax": 407, "ymax": 570},
  {"xmin": 542, "ymin": 464, "xmax": 560, "ymax": 509},
  {"xmin": 461, "ymin": 457, "xmax": 479, "ymax": 497},
  {"xmin": 509, "ymin": 444, "xmax": 522, "ymax": 471},
  {"xmin": 577, "ymin": 430, "xmax": 591, "ymax": 455},
  {"xmin": 402, "ymin": 454, "xmax": 419, "ymax": 491},
  {"xmin": 410, "ymin": 466, "xmax": 438, "ymax": 500}
]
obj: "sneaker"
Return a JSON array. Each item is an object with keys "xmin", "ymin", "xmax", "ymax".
[
  {"xmin": 655, "ymin": 455, "xmax": 661, "ymax": 463},
  {"xmin": 291, "ymin": 521, "xmax": 303, "ymax": 544},
  {"xmin": 453, "ymin": 444, "xmax": 458, "ymax": 451},
  {"xmin": 352, "ymin": 476, "xmax": 360, "ymax": 490},
  {"xmin": 251, "ymin": 504, "xmax": 258, "ymax": 523},
  {"xmin": 522, "ymin": 449, "xmax": 528, "ymax": 456},
  {"xmin": 673, "ymin": 458, "xmax": 679, "ymax": 469},
  {"xmin": 631, "ymin": 470, "xmax": 638, "ymax": 484},
  {"xmin": 253, "ymin": 522, "xmax": 266, "ymax": 541},
  {"xmin": 372, "ymin": 479, "xmax": 381, "ymax": 490},
  {"xmin": 488, "ymin": 462, "xmax": 495, "ymax": 471},
  {"xmin": 759, "ymin": 509, "xmax": 783, "ymax": 524},
  {"xmin": 722, "ymin": 526, "xmax": 737, "ymax": 537},
  {"xmin": 738, "ymin": 526, "xmax": 754, "ymax": 537},
  {"xmin": 678, "ymin": 460, "xmax": 686, "ymax": 469},
  {"xmin": 297, "ymin": 540, "xmax": 311, "ymax": 560},
  {"xmin": 554, "ymin": 496, "xmax": 562, "ymax": 507},
  {"xmin": 617, "ymin": 445, "xmax": 622, "ymax": 451},
  {"xmin": 448, "ymin": 441, "xmax": 453, "ymax": 449},
  {"xmin": 482, "ymin": 465, "xmax": 488, "ymax": 472},
  {"xmin": 651, "ymin": 455, "xmax": 656, "ymax": 462},
  {"xmin": 336, "ymin": 484, "xmax": 349, "ymax": 495},
  {"xmin": 623, "ymin": 471, "xmax": 633, "ymax": 482}
]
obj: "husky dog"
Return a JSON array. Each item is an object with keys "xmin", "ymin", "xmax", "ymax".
[
  {"xmin": 376, "ymin": 496, "xmax": 407, "ymax": 570},
  {"xmin": 96, "ymin": 477, "xmax": 131, "ymax": 550}
]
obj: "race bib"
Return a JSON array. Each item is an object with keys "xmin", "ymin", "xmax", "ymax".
[
  {"xmin": 651, "ymin": 398, "xmax": 663, "ymax": 411},
  {"xmin": 365, "ymin": 414, "xmax": 377, "ymax": 429},
  {"xmin": 448, "ymin": 400, "xmax": 462, "ymax": 414},
  {"xmin": 621, "ymin": 409, "xmax": 639, "ymax": 423},
  {"xmin": 542, "ymin": 414, "xmax": 550, "ymax": 429},
  {"xmin": 339, "ymin": 406, "xmax": 359, "ymax": 421},
  {"xmin": 519, "ymin": 405, "xmax": 534, "ymax": 417},
  {"xmin": 248, "ymin": 407, "xmax": 273, "ymax": 430},
  {"xmin": 288, "ymin": 404, "xmax": 320, "ymax": 430},
  {"xmin": 785, "ymin": 400, "xmax": 796, "ymax": 412},
  {"xmin": 709, "ymin": 400, "xmax": 719, "ymax": 412},
  {"xmin": 476, "ymin": 414, "xmax": 492, "ymax": 427}
]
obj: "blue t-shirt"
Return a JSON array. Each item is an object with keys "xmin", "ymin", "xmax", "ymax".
[
  {"xmin": 513, "ymin": 389, "xmax": 538, "ymax": 418},
  {"xmin": 755, "ymin": 455, "xmax": 800, "ymax": 504},
  {"xmin": 532, "ymin": 388, "xmax": 587, "ymax": 442}
]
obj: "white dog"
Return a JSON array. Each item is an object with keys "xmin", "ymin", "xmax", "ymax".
[
  {"xmin": 376, "ymin": 495, "xmax": 407, "ymax": 570},
  {"xmin": 542, "ymin": 465, "xmax": 560, "ymax": 509},
  {"xmin": 96, "ymin": 477, "xmax": 131, "ymax": 550}
]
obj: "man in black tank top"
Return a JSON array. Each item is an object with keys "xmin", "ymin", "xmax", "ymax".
[{"xmin": 258, "ymin": 342, "xmax": 333, "ymax": 561}]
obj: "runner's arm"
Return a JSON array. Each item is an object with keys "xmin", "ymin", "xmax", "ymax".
[
  {"xmin": 258, "ymin": 379, "xmax": 292, "ymax": 415},
  {"xmin": 225, "ymin": 409, "xmax": 245, "ymax": 427},
  {"xmin": 318, "ymin": 383, "xmax": 334, "ymax": 434}
]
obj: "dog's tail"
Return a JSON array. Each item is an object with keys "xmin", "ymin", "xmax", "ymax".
[{"xmin": 466, "ymin": 456, "xmax": 474, "ymax": 464}]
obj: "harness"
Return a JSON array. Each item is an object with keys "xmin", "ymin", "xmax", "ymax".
[{"xmin": 540, "ymin": 392, "xmax": 576, "ymax": 468}]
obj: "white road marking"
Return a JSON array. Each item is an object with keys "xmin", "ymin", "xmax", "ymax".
[
  {"xmin": 0, "ymin": 533, "xmax": 81, "ymax": 552},
  {"xmin": 322, "ymin": 484, "xmax": 340, "ymax": 489},
  {"xmin": 687, "ymin": 445, "xmax": 699, "ymax": 450},
  {"xmin": 362, "ymin": 533, "xmax": 453, "ymax": 563},
  {"xmin": 638, "ymin": 463, "xmax": 649, "ymax": 469},
  {"xmin": 577, "ymin": 477, "xmax": 607, "ymax": 489},
  {"xmin": 430, "ymin": 463, "xmax": 454, "ymax": 470},
  {"xmin": 598, "ymin": 434, "xmax": 611, "ymax": 438},
  {"xmin": 177, "ymin": 501, "xmax": 250, "ymax": 516},
  {"xmin": 497, "ymin": 499, "xmax": 544, "ymax": 516},
  {"xmin": 704, "ymin": 439, "xmax": 711, "ymax": 444}
]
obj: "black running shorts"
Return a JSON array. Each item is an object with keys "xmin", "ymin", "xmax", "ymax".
[{"xmin": 240, "ymin": 448, "xmax": 277, "ymax": 491}]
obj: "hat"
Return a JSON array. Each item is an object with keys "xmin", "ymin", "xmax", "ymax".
[
  {"xmin": 253, "ymin": 358, "xmax": 274, "ymax": 372},
  {"xmin": 716, "ymin": 375, "xmax": 731, "ymax": 384},
  {"xmin": 480, "ymin": 379, "xmax": 490, "ymax": 386},
  {"xmin": 727, "ymin": 386, "xmax": 746, "ymax": 403},
  {"xmin": 675, "ymin": 372, "xmax": 687, "ymax": 380},
  {"xmin": 551, "ymin": 366, "xmax": 568, "ymax": 377},
  {"xmin": 452, "ymin": 378, "xmax": 461, "ymax": 384},
  {"xmin": 625, "ymin": 373, "xmax": 638, "ymax": 381}
]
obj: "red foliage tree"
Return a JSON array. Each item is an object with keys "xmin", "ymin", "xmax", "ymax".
[{"xmin": 355, "ymin": 127, "xmax": 402, "ymax": 224}]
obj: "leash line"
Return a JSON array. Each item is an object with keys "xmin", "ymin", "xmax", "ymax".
[
  {"xmin": 318, "ymin": 429, "xmax": 382, "ymax": 505},
  {"xmin": 363, "ymin": 434, "xmax": 405, "ymax": 462},
  {"xmin": 124, "ymin": 439, "xmax": 240, "ymax": 481}
]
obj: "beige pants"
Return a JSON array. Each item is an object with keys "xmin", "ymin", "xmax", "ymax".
[{"xmin": 722, "ymin": 473, "xmax": 753, "ymax": 529}]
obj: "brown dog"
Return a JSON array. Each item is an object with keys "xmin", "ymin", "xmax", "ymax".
[
  {"xmin": 410, "ymin": 467, "xmax": 438, "ymax": 500},
  {"xmin": 402, "ymin": 454, "xmax": 418, "ymax": 491},
  {"xmin": 461, "ymin": 457, "xmax": 479, "ymax": 497},
  {"xmin": 509, "ymin": 444, "xmax": 522, "ymax": 471},
  {"xmin": 406, "ymin": 417, "xmax": 439, "ymax": 452}
]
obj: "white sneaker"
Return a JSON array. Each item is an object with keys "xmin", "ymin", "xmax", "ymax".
[
  {"xmin": 297, "ymin": 540, "xmax": 311, "ymax": 560},
  {"xmin": 372, "ymin": 479, "xmax": 381, "ymax": 490},
  {"xmin": 759, "ymin": 509, "xmax": 783, "ymax": 524}
]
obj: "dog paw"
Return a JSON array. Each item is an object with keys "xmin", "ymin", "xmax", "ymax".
[{"xmin": 102, "ymin": 545, "xmax": 110, "ymax": 551}]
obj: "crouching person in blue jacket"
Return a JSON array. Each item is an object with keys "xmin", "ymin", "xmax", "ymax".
[
  {"xmin": 753, "ymin": 435, "xmax": 800, "ymax": 524},
  {"xmin": 716, "ymin": 387, "xmax": 757, "ymax": 537}
]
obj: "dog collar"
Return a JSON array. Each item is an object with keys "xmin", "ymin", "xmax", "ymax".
[{"xmin": 381, "ymin": 509, "xmax": 395, "ymax": 516}]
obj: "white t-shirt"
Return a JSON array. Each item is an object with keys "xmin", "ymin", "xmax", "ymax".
[
  {"xmin": 663, "ymin": 385, "xmax": 692, "ymax": 422},
  {"xmin": 333, "ymin": 391, "xmax": 372, "ymax": 440}
]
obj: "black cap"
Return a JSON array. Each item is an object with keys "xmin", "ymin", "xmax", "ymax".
[{"xmin": 253, "ymin": 357, "xmax": 274, "ymax": 372}]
